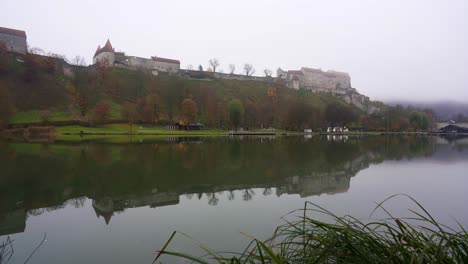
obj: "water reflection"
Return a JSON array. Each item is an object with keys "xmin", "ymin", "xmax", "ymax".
[{"xmin": 0, "ymin": 135, "xmax": 467, "ymax": 235}]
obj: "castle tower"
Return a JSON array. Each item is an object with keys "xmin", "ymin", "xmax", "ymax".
[{"xmin": 93, "ymin": 39, "xmax": 115, "ymax": 66}]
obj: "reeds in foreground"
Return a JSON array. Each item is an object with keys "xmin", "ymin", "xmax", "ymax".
[
  {"xmin": 153, "ymin": 195, "xmax": 468, "ymax": 263},
  {"xmin": 0, "ymin": 236, "xmax": 14, "ymax": 264}
]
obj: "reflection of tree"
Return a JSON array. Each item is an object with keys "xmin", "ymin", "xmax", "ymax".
[
  {"xmin": 69, "ymin": 197, "xmax": 86, "ymax": 208},
  {"xmin": 263, "ymin": 188, "xmax": 272, "ymax": 196},
  {"xmin": 185, "ymin": 193, "xmax": 194, "ymax": 200},
  {"xmin": 46, "ymin": 204, "xmax": 65, "ymax": 212},
  {"xmin": 228, "ymin": 190, "xmax": 235, "ymax": 201},
  {"xmin": 28, "ymin": 208, "xmax": 45, "ymax": 216},
  {"xmin": 207, "ymin": 192, "xmax": 219, "ymax": 206},
  {"xmin": 242, "ymin": 189, "xmax": 255, "ymax": 201}
]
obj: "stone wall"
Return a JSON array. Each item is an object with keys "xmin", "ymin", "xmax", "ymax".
[
  {"xmin": 179, "ymin": 69, "xmax": 273, "ymax": 82},
  {"xmin": 93, "ymin": 51, "xmax": 115, "ymax": 65},
  {"xmin": 126, "ymin": 56, "xmax": 156, "ymax": 70},
  {"xmin": 0, "ymin": 33, "xmax": 27, "ymax": 54},
  {"xmin": 301, "ymin": 68, "xmax": 351, "ymax": 90},
  {"xmin": 153, "ymin": 60, "xmax": 180, "ymax": 73}
]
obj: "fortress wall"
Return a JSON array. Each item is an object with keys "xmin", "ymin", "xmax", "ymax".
[
  {"xmin": 93, "ymin": 52, "xmax": 115, "ymax": 65},
  {"xmin": 126, "ymin": 56, "xmax": 157, "ymax": 70},
  {"xmin": 0, "ymin": 33, "xmax": 27, "ymax": 54},
  {"xmin": 301, "ymin": 71, "xmax": 351, "ymax": 90},
  {"xmin": 153, "ymin": 60, "xmax": 179, "ymax": 73}
]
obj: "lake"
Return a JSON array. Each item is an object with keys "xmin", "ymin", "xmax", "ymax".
[{"xmin": 1, "ymin": 135, "xmax": 467, "ymax": 263}]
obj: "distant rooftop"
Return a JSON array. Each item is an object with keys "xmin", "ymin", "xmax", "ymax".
[
  {"xmin": 0, "ymin": 26, "xmax": 26, "ymax": 38},
  {"xmin": 300, "ymin": 67, "xmax": 350, "ymax": 78},
  {"xmin": 94, "ymin": 39, "xmax": 114, "ymax": 57},
  {"xmin": 151, "ymin": 56, "xmax": 180, "ymax": 64}
]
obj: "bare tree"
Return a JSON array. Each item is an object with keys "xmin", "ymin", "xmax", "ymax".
[
  {"xmin": 47, "ymin": 52, "xmax": 68, "ymax": 62},
  {"xmin": 263, "ymin": 188, "xmax": 272, "ymax": 196},
  {"xmin": 209, "ymin": 58, "xmax": 220, "ymax": 72},
  {"xmin": 264, "ymin": 69, "xmax": 272, "ymax": 77},
  {"xmin": 229, "ymin": 64, "xmax": 236, "ymax": 74},
  {"xmin": 71, "ymin": 55, "xmax": 86, "ymax": 66},
  {"xmin": 243, "ymin": 63, "xmax": 255, "ymax": 76},
  {"xmin": 186, "ymin": 64, "xmax": 193, "ymax": 70},
  {"xmin": 242, "ymin": 188, "xmax": 255, "ymax": 201},
  {"xmin": 228, "ymin": 190, "xmax": 235, "ymax": 201},
  {"xmin": 207, "ymin": 192, "xmax": 219, "ymax": 206},
  {"xmin": 28, "ymin": 47, "xmax": 45, "ymax": 55}
]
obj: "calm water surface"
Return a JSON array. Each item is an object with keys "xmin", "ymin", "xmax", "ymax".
[{"xmin": 1, "ymin": 135, "xmax": 467, "ymax": 263}]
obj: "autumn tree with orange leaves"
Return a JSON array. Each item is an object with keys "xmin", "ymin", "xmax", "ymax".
[{"xmin": 179, "ymin": 98, "xmax": 198, "ymax": 124}]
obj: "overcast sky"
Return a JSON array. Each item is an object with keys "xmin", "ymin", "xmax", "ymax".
[{"xmin": 2, "ymin": 0, "xmax": 467, "ymax": 102}]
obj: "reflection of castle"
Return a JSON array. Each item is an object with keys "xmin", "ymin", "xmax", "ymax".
[
  {"xmin": 93, "ymin": 39, "xmax": 180, "ymax": 75},
  {"xmin": 0, "ymin": 136, "xmax": 440, "ymax": 233},
  {"xmin": 92, "ymin": 192, "xmax": 179, "ymax": 225},
  {"xmin": 0, "ymin": 210, "xmax": 26, "ymax": 236},
  {"xmin": 277, "ymin": 174, "xmax": 350, "ymax": 197}
]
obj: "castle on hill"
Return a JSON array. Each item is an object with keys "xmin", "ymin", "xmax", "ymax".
[
  {"xmin": 277, "ymin": 67, "xmax": 352, "ymax": 93},
  {"xmin": 93, "ymin": 39, "xmax": 180, "ymax": 75}
]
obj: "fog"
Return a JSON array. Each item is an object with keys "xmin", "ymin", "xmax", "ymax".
[{"xmin": 2, "ymin": 0, "xmax": 467, "ymax": 102}]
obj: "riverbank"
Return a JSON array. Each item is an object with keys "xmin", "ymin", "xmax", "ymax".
[
  {"xmin": 2, "ymin": 123, "xmax": 466, "ymax": 143},
  {"xmin": 155, "ymin": 197, "xmax": 468, "ymax": 263}
]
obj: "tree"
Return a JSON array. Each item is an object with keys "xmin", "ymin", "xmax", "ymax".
[
  {"xmin": 186, "ymin": 64, "xmax": 193, "ymax": 70},
  {"xmin": 209, "ymin": 59, "xmax": 220, "ymax": 72},
  {"xmin": 229, "ymin": 99, "xmax": 244, "ymax": 130},
  {"xmin": 229, "ymin": 64, "xmax": 235, "ymax": 74},
  {"xmin": 0, "ymin": 42, "xmax": 9, "ymax": 73},
  {"xmin": 410, "ymin": 111, "xmax": 430, "ymax": 131},
  {"xmin": 0, "ymin": 87, "xmax": 15, "ymax": 128},
  {"xmin": 244, "ymin": 101, "xmax": 259, "ymax": 129},
  {"xmin": 325, "ymin": 103, "xmax": 358, "ymax": 127},
  {"xmin": 264, "ymin": 69, "xmax": 272, "ymax": 77},
  {"xmin": 91, "ymin": 101, "xmax": 111, "ymax": 122},
  {"xmin": 121, "ymin": 102, "xmax": 138, "ymax": 133},
  {"xmin": 40, "ymin": 110, "xmax": 51, "ymax": 123},
  {"xmin": 77, "ymin": 94, "xmax": 89, "ymax": 116},
  {"xmin": 243, "ymin": 63, "xmax": 255, "ymax": 76},
  {"xmin": 198, "ymin": 65, "xmax": 203, "ymax": 71},
  {"xmin": 71, "ymin": 56, "xmax": 86, "ymax": 66},
  {"xmin": 179, "ymin": 98, "xmax": 198, "ymax": 124},
  {"xmin": 137, "ymin": 94, "xmax": 161, "ymax": 123},
  {"xmin": 28, "ymin": 47, "xmax": 45, "ymax": 55}
]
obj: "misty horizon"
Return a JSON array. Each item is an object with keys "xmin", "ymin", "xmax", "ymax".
[{"xmin": 2, "ymin": 0, "xmax": 467, "ymax": 102}]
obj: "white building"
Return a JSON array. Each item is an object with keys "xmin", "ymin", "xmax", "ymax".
[{"xmin": 277, "ymin": 67, "xmax": 351, "ymax": 92}]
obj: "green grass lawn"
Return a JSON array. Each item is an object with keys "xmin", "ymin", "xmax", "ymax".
[
  {"xmin": 11, "ymin": 110, "xmax": 73, "ymax": 123},
  {"xmin": 55, "ymin": 123, "xmax": 228, "ymax": 136}
]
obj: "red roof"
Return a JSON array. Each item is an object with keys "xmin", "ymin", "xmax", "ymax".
[
  {"xmin": 94, "ymin": 45, "xmax": 101, "ymax": 57},
  {"xmin": 94, "ymin": 39, "xmax": 114, "ymax": 57},
  {"xmin": 151, "ymin": 56, "xmax": 180, "ymax": 64},
  {"xmin": 0, "ymin": 26, "xmax": 26, "ymax": 38},
  {"xmin": 101, "ymin": 39, "xmax": 114, "ymax": 52}
]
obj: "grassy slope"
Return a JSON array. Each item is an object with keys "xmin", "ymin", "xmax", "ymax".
[{"xmin": 2, "ymin": 56, "xmax": 363, "ymax": 128}]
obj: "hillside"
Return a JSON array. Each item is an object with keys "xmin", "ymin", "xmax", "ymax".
[
  {"xmin": 0, "ymin": 52, "xmax": 363, "ymax": 128},
  {"xmin": 386, "ymin": 100, "xmax": 468, "ymax": 122},
  {"xmin": 0, "ymin": 51, "xmax": 432, "ymax": 132}
]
